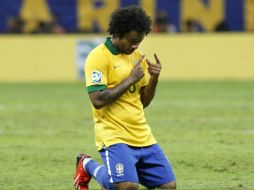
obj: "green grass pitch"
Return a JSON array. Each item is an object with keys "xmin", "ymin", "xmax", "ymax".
[{"xmin": 0, "ymin": 81, "xmax": 253, "ymax": 190}]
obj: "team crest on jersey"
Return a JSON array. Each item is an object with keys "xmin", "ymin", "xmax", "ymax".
[
  {"xmin": 116, "ymin": 163, "xmax": 124, "ymax": 176},
  {"xmin": 91, "ymin": 71, "xmax": 102, "ymax": 83}
]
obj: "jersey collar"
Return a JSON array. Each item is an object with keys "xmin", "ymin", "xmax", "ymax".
[{"xmin": 104, "ymin": 37, "xmax": 120, "ymax": 55}]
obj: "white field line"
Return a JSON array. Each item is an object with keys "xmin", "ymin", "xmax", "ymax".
[{"xmin": 242, "ymin": 130, "xmax": 254, "ymax": 134}]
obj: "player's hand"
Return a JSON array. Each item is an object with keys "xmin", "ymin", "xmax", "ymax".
[
  {"xmin": 146, "ymin": 53, "xmax": 162, "ymax": 78},
  {"xmin": 129, "ymin": 55, "xmax": 145, "ymax": 84}
]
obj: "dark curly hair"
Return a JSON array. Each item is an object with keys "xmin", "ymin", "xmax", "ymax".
[{"xmin": 108, "ymin": 6, "xmax": 152, "ymax": 37}]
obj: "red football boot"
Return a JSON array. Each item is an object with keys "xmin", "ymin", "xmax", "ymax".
[{"xmin": 74, "ymin": 154, "xmax": 92, "ymax": 190}]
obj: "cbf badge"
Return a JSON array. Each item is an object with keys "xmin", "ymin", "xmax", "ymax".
[
  {"xmin": 116, "ymin": 163, "xmax": 124, "ymax": 176},
  {"xmin": 92, "ymin": 71, "xmax": 102, "ymax": 83}
]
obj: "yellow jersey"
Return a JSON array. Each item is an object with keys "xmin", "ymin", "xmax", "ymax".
[{"xmin": 85, "ymin": 37, "xmax": 156, "ymax": 150}]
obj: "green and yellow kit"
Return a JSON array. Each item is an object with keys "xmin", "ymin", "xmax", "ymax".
[{"xmin": 85, "ymin": 37, "xmax": 156, "ymax": 150}]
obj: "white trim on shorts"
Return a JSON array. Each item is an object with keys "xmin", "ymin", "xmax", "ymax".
[{"xmin": 105, "ymin": 149, "xmax": 113, "ymax": 183}]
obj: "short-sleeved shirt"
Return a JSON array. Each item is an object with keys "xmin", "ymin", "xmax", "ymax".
[{"xmin": 85, "ymin": 37, "xmax": 156, "ymax": 150}]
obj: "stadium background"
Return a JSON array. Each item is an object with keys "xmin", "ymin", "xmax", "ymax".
[{"xmin": 0, "ymin": 0, "xmax": 254, "ymax": 81}]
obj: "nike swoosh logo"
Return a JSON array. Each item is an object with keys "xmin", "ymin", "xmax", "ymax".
[{"xmin": 114, "ymin": 65, "xmax": 120, "ymax": 69}]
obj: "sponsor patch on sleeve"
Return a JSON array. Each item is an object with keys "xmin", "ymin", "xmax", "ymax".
[{"xmin": 91, "ymin": 71, "xmax": 102, "ymax": 83}]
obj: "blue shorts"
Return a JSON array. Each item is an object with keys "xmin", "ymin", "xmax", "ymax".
[{"xmin": 99, "ymin": 143, "xmax": 176, "ymax": 189}]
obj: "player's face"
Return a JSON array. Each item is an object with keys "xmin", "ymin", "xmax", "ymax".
[{"xmin": 117, "ymin": 31, "xmax": 145, "ymax": 55}]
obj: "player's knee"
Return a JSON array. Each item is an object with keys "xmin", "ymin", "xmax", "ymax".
[
  {"xmin": 114, "ymin": 182, "xmax": 139, "ymax": 190},
  {"xmin": 159, "ymin": 180, "xmax": 176, "ymax": 189}
]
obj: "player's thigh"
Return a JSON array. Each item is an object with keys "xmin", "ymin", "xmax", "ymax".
[
  {"xmin": 137, "ymin": 144, "xmax": 176, "ymax": 189},
  {"xmin": 99, "ymin": 143, "xmax": 139, "ymax": 184}
]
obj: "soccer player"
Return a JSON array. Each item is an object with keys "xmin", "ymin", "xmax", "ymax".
[{"xmin": 74, "ymin": 6, "xmax": 176, "ymax": 190}]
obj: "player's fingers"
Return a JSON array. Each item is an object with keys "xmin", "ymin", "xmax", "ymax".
[
  {"xmin": 149, "ymin": 63, "xmax": 161, "ymax": 72},
  {"xmin": 150, "ymin": 66, "xmax": 161, "ymax": 71},
  {"xmin": 154, "ymin": 53, "xmax": 161, "ymax": 65},
  {"xmin": 136, "ymin": 54, "xmax": 145, "ymax": 65},
  {"xmin": 149, "ymin": 63, "xmax": 161, "ymax": 70},
  {"xmin": 146, "ymin": 58, "xmax": 152, "ymax": 65},
  {"xmin": 150, "ymin": 68, "xmax": 161, "ymax": 74}
]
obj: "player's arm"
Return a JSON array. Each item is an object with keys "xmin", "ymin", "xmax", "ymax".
[
  {"xmin": 140, "ymin": 54, "xmax": 162, "ymax": 108},
  {"xmin": 89, "ymin": 55, "xmax": 145, "ymax": 109}
]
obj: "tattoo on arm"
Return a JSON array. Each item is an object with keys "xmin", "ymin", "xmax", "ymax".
[
  {"xmin": 89, "ymin": 77, "xmax": 132, "ymax": 109},
  {"xmin": 89, "ymin": 56, "xmax": 145, "ymax": 109}
]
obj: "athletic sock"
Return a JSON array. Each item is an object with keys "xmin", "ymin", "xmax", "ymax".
[{"xmin": 83, "ymin": 159, "xmax": 115, "ymax": 190}]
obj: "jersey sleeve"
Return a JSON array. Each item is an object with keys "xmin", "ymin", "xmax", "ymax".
[{"xmin": 85, "ymin": 48, "xmax": 109, "ymax": 92}]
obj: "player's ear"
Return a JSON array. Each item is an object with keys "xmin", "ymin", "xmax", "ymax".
[
  {"xmin": 113, "ymin": 34, "xmax": 119, "ymax": 38},
  {"xmin": 112, "ymin": 34, "xmax": 120, "ymax": 43}
]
